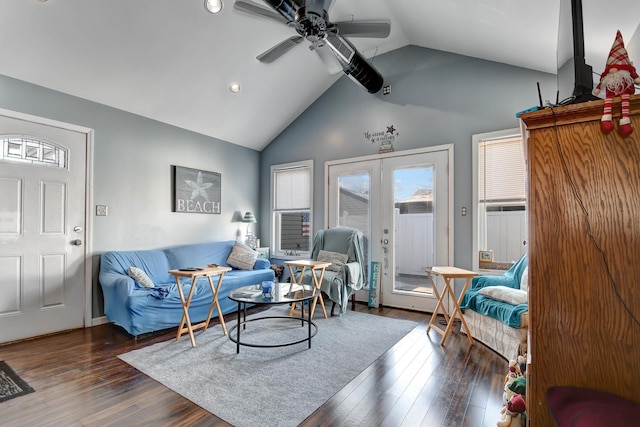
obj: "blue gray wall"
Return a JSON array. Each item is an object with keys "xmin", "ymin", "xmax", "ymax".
[
  {"xmin": 260, "ymin": 45, "xmax": 557, "ymax": 289},
  {"xmin": 0, "ymin": 44, "xmax": 559, "ymax": 315},
  {"xmin": 0, "ymin": 75, "xmax": 261, "ymax": 318},
  {"xmin": 629, "ymin": 23, "xmax": 640, "ymax": 64}
]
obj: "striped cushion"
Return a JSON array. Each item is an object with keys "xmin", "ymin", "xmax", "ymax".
[
  {"xmin": 226, "ymin": 242, "xmax": 258, "ymax": 270},
  {"xmin": 127, "ymin": 266, "xmax": 155, "ymax": 287},
  {"xmin": 317, "ymin": 250, "xmax": 348, "ymax": 272}
]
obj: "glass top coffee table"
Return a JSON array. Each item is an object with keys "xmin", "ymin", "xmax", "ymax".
[{"xmin": 227, "ymin": 283, "xmax": 319, "ymax": 354}]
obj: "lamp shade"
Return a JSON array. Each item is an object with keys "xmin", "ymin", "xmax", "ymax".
[{"xmin": 242, "ymin": 212, "xmax": 257, "ymax": 223}]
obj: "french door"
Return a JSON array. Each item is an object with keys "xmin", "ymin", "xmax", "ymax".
[{"xmin": 327, "ymin": 146, "xmax": 452, "ymax": 312}]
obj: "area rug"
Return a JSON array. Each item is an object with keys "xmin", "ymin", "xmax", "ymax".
[
  {"xmin": 119, "ymin": 306, "xmax": 418, "ymax": 427},
  {"xmin": 0, "ymin": 361, "xmax": 35, "ymax": 403}
]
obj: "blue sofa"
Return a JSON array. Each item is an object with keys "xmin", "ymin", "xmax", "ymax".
[{"xmin": 99, "ymin": 240, "xmax": 275, "ymax": 336}]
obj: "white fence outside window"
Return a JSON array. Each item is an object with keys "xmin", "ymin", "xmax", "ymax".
[{"xmin": 396, "ymin": 210, "xmax": 525, "ymax": 275}]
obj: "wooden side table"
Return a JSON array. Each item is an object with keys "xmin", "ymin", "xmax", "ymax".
[
  {"xmin": 284, "ymin": 260, "xmax": 330, "ymax": 319},
  {"xmin": 425, "ymin": 266, "xmax": 478, "ymax": 346},
  {"xmin": 168, "ymin": 265, "xmax": 231, "ymax": 347}
]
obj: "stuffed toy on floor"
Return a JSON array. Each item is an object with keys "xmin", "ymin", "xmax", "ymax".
[
  {"xmin": 497, "ymin": 393, "xmax": 526, "ymax": 427},
  {"xmin": 503, "ymin": 361, "xmax": 519, "ymax": 405}
]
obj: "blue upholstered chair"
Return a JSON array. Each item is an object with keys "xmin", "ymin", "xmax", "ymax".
[{"xmin": 301, "ymin": 227, "xmax": 366, "ymax": 316}]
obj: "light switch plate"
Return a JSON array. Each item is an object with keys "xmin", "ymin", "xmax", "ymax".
[{"xmin": 96, "ymin": 205, "xmax": 108, "ymax": 216}]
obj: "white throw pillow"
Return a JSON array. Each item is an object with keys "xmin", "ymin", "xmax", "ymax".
[
  {"xmin": 477, "ymin": 285, "xmax": 528, "ymax": 305},
  {"xmin": 226, "ymin": 241, "xmax": 258, "ymax": 270},
  {"xmin": 317, "ymin": 250, "xmax": 348, "ymax": 272},
  {"xmin": 127, "ymin": 266, "xmax": 155, "ymax": 287},
  {"xmin": 520, "ymin": 267, "xmax": 529, "ymax": 293}
]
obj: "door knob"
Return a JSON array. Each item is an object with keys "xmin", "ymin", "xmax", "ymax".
[{"xmin": 71, "ymin": 239, "xmax": 83, "ymax": 246}]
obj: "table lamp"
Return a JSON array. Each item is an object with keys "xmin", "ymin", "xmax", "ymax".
[{"xmin": 242, "ymin": 211, "xmax": 257, "ymax": 248}]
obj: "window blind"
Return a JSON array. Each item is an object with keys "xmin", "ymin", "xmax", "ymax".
[
  {"xmin": 274, "ymin": 166, "xmax": 310, "ymax": 210},
  {"xmin": 479, "ymin": 136, "xmax": 526, "ymax": 203}
]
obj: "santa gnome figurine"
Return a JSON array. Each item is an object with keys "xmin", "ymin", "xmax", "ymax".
[{"xmin": 593, "ymin": 30, "xmax": 640, "ymax": 137}]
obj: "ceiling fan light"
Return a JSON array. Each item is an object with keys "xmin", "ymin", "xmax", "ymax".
[
  {"xmin": 229, "ymin": 83, "xmax": 241, "ymax": 93},
  {"xmin": 204, "ymin": 0, "xmax": 223, "ymax": 14}
]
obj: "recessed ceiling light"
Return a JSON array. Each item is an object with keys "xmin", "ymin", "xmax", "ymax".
[
  {"xmin": 229, "ymin": 83, "xmax": 241, "ymax": 93},
  {"xmin": 204, "ymin": 0, "xmax": 223, "ymax": 14}
]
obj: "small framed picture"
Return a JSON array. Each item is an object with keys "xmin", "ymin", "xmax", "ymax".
[{"xmin": 479, "ymin": 250, "xmax": 493, "ymax": 263}]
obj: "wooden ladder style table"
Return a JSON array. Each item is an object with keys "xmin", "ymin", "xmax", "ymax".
[
  {"xmin": 168, "ymin": 265, "xmax": 231, "ymax": 347},
  {"xmin": 425, "ymin": 266, "xmax": 478, "ymax": 346},
  {"xmin": 284, "ymin": 260, "xmax": 330, "ymax": 319}
]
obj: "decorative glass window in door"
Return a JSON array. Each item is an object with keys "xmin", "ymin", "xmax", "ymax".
[{"xmin": 1, "ymin": 136, "xmax": 67, "ymax": 168}]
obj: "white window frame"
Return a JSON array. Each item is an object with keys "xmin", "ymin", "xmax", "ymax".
[
  {"xmin": 270, "ymin": 159, "xmax": 313, "ymax": 257},
  {"xmin": 472, "ymin": 128, "xmax": 527, "ymax": 271}
]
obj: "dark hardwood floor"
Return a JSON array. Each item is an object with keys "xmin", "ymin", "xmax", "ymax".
[{"xmin": 0, "ymin": 304, "xmax": 507, "ymax": 426}]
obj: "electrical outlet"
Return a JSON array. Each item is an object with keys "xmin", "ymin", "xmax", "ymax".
[{"xmin": 96, "ymin": 205, "xmax": 108, "ymax": 216}]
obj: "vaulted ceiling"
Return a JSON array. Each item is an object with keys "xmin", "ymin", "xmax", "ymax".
[{"xmin": 2, "ymin": 0, "xmax": 639, "ymax": 150}]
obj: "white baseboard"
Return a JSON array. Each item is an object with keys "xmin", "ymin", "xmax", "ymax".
[{"xmin": 91, "ymin": 316, "xmax": 109, "ymax": 327}]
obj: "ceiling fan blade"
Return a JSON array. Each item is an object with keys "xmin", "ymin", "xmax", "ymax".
[
  {"xmin": 256, "ymin": 36, "xmax": 304, "ymax": 63},
  {"xmin": 306, "ymin": 0, "xmax": 325, "ymax": 16},
  {"xmin": 233, "ymin": 0, "xmax": 288, "ymax": 24},
  {"xmin": 334, "ymin": 21, "xmax": 391, "ymax": 38},
  {"xmin": 315, "ymin": 45, "xmax": 344, "ymax": 74}
]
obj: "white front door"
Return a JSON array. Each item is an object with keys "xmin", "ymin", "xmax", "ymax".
[
  {"xmin": 0, "ymin": 113, "xmax": 88, "ymax": 343},
  {"xmin": 327, "ymin": 146, "xmax": 452, "ymax": 312}
]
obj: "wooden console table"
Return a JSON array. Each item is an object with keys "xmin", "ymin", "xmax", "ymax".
[
  {"xmin": 168, "ymin": 265, "xmax": 231, "ymax": 347},
  {"xmin": 425, "ymin": 266, "xmax": 478, "ymax": 346}
]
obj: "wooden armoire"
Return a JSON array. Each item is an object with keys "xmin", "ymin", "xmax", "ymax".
[{"xmin": 520, "ymin": 94, "xmax": 640, "ymax": 426}]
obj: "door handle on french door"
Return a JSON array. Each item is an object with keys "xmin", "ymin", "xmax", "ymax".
[
  {"xmin": 71, "ymin": 239, "xmax": 83, "ymax": 246},
  {"xmin": 382, "ymin": 229, "xmax": 390, "ymax": 272},
  {"xmin": 382, "ymin": 245, "xmax": 388, "ymax": 271}
]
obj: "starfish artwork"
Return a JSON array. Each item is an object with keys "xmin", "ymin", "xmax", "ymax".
[
  {"xmin": 173, "ymin": 166, "xmax": 221, "ymax": 214},
  {"xmin": 185, "ymin": 171, "xmax": 213, "ymax": 201}
]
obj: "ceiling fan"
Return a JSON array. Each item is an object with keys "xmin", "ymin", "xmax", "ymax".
[{"xmin": 234, "ymin": 0, "xmax": 391, "ymax": 93}]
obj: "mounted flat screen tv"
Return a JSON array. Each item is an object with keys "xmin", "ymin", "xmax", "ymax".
[{"xmin": 556, "ymin": 0, "xmax": 599, "ymax": 104}]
